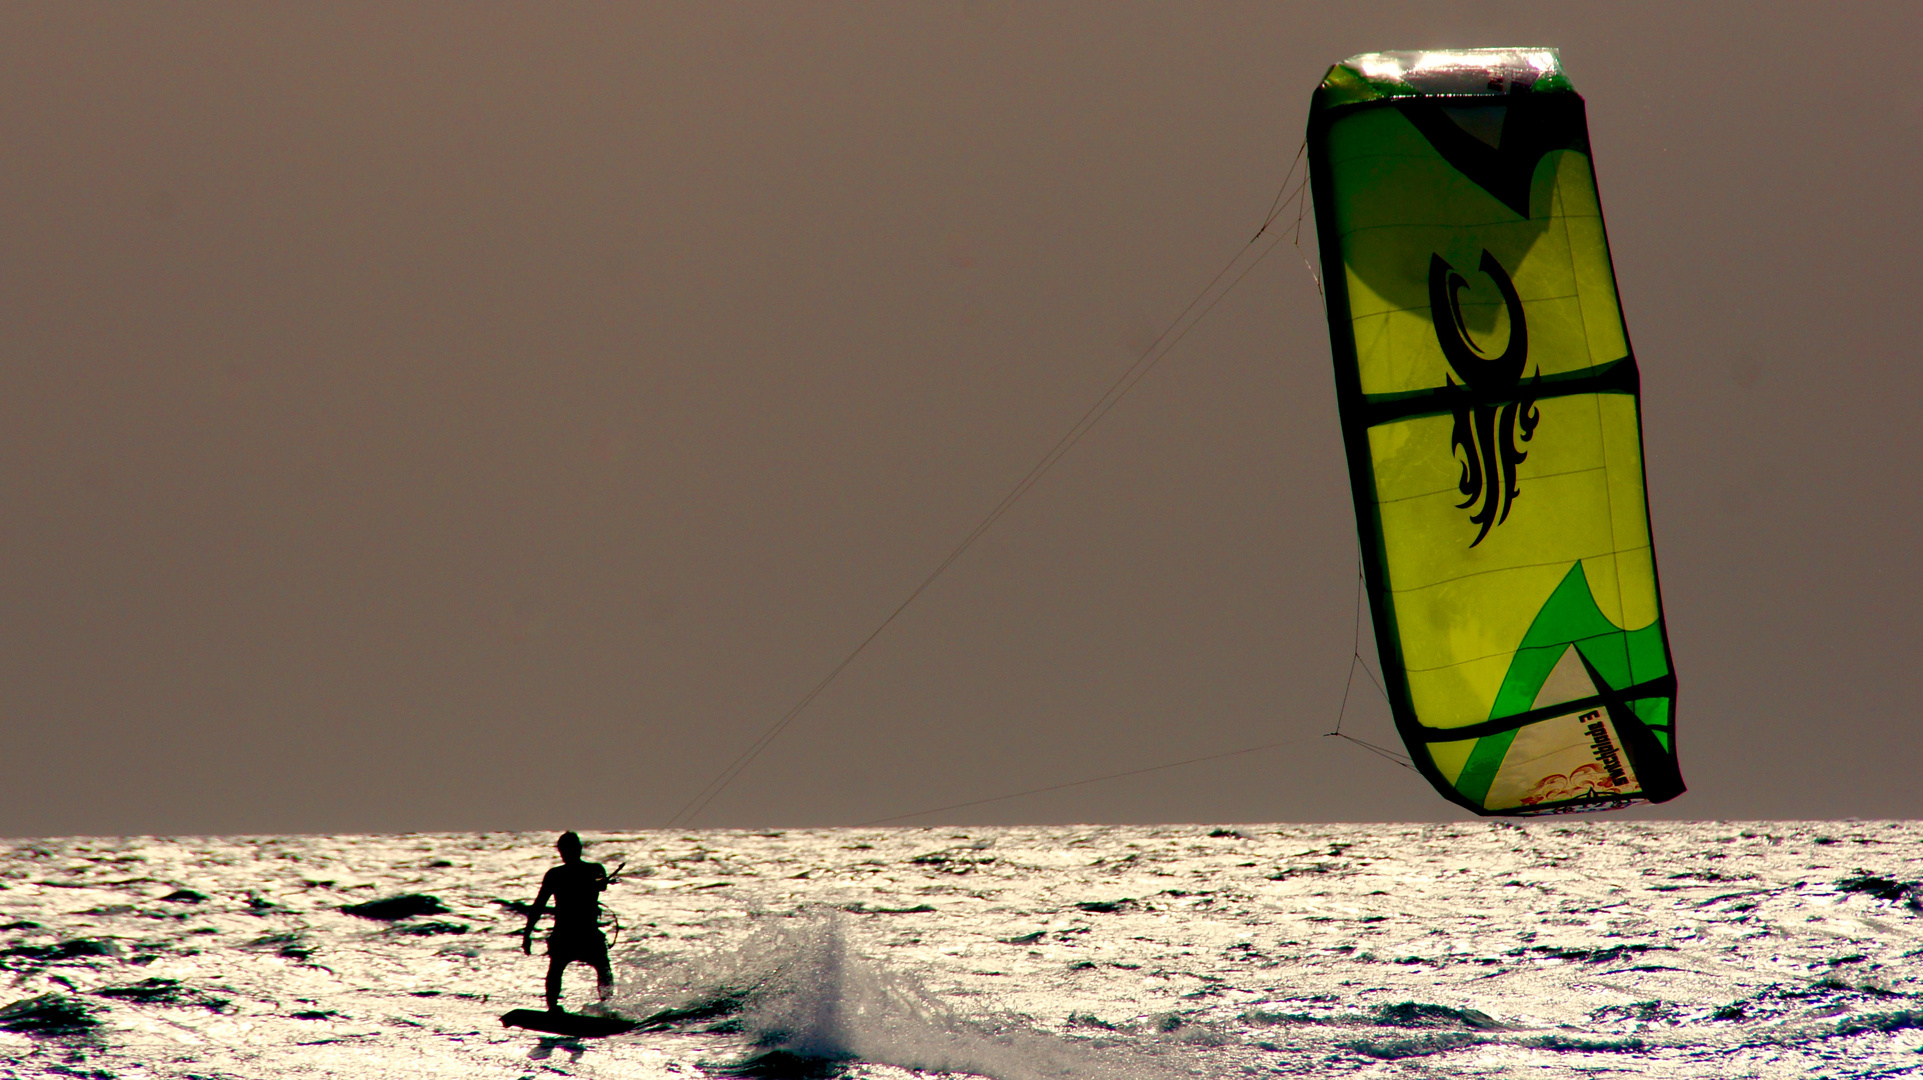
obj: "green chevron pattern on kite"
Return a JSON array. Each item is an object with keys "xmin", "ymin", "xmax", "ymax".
[
  {"xmin": 1450, "ymin": 560, "xmax": 1679, "ymax": 811},
  {"xmin": 1306, "ymin": 48, "xmax": 1682, "ymax": 815}
]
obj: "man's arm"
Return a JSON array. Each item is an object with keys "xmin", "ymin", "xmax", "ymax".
[{"xmin": 520, "ymin": 874, "xmax": 554, "ymax": 955}]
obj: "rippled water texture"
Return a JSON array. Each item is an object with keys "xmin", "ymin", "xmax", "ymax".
[{"xmin": 3, "ymin": 822, "xmax": 1921, "ymax": 1078}]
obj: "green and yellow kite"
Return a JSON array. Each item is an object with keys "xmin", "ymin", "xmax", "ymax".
[{"xmin": 1308, "ymin": 48, "xmax": 1683, "ymax": 814}]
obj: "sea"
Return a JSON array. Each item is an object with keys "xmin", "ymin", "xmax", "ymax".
[{"xmin": 1, "ymin": 822, "xmax": 1919, "ymax": 1078}]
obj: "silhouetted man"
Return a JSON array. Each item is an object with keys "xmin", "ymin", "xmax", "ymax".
[{"xmin": 520, "ymin": 831, "xmax": 614, "ymax": 1011}]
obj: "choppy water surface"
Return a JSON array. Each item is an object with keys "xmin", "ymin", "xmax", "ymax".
[{"xmin": 2, "ymin": 822, "xmax": 1921, "ymax": 1078}]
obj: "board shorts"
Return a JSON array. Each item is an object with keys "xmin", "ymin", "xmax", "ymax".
[{"xmin": 546, "ymin": 926, "xmax": 609, "ymax": 967}]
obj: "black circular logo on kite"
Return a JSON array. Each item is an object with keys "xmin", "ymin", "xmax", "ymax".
[{"xmin": 1429, "ymin": 250, "xmax": 1540, "ymax": 547}]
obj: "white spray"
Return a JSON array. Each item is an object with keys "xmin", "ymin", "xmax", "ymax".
[{"xmin": 623, "ymin": 911, "xmax": 1190, "ymax": 1080}]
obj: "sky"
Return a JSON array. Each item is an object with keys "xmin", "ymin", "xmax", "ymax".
[{"xmin": 1, "ymin": 3, "xmax": 1917, "ymax": 837}]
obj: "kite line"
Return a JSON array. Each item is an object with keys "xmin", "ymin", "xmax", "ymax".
[{"xmin": 669, "ymin": 148, "xmax": 1314, "ymax": 827}]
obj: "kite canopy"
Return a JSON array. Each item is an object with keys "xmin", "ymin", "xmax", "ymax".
[{"xmin": 1307, "ymin": 48, "xmax": 1683, "ymax": 815}]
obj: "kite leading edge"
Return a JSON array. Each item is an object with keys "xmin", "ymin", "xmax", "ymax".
[{"xmin": 1307, "ymin": 48, "xmax": 1684, "ymax": 815}]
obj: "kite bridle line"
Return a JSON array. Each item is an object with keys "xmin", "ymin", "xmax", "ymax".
[
  {"xmin": 1327, "ymin": 557, "xmax": 1414, "ymax": 770},
  {"xmin": 863, "ymin": 553, "xmax": 1409, "ymax": 824}
]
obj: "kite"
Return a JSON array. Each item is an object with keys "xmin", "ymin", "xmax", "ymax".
[{"xmin": 1307, "ymin": 48, "xmax": 1683, "ymax": 814}]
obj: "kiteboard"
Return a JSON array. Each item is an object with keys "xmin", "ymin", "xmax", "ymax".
[{"xmin": 500, "ymin": 1008, "xmax": 639, "ymax": 1038}]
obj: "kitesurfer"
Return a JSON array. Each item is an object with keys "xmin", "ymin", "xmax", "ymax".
[{"xmin": 520, "ymin": 831, "xmax": 615, "ymax": 1011}]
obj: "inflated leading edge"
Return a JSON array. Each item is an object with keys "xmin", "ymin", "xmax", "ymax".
[{"xmin": 1307, "ymin": 48, "xmax": 1683, "ymax": 815}]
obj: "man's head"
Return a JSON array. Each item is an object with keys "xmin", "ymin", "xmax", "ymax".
[{"xmin": 557, "ymin": 831, "xmax": 583, "ymax": 862}]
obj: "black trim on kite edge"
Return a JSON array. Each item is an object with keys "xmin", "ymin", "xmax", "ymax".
[
  {"xmin": 1582, "ymin": 650, "xmax": 1686, "ymax": 803},
  {"xmin": 1309, "ymin": 88, "xmax": 1488, "ymax": 817},
  {"xmin": 1360, "ymin": 356, "xmax": 1639, "ymax": 428},
  {"xmin": 1409, "ymin": 673, "xmax": 1677, "ymax": 743}
]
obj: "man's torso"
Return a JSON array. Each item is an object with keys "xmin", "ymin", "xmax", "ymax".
[{"xmin": 544, "ymin": 861, "xmax": 606, "ymax": 937}]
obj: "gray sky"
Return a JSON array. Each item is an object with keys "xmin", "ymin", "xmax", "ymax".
[{"xmin": 1, "ymin": 3, "xmax": 1917, "ymax": 836}]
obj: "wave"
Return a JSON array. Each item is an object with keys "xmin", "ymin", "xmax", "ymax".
[{"xmin": 620, "ymin": 910, "xmax": 1189, "ymax": 1080}]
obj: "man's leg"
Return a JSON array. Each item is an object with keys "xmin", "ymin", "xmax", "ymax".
[
  {"xmin": 545, "ymin": 955, "xmax": 566, "ymax": 1011},
  {"xmin": 591, "ymin": 949, "xmax": 613, "ymax": 1002}
]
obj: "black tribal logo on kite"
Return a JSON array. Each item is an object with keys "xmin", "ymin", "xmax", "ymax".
[{"xmin": 1429, "ymin": 250, "xmax": 1540, "ymax": 547}]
